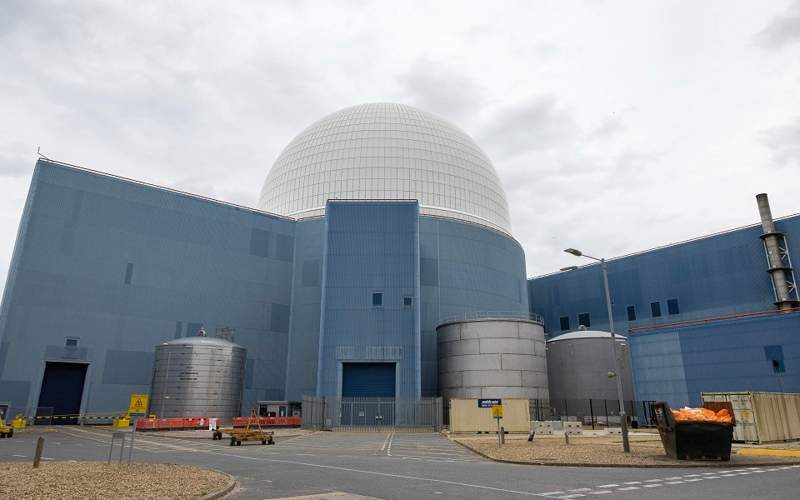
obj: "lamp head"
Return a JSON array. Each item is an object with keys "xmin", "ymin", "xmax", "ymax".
[
  {"xmin": 560, "ymin": 266, "xmax": 578, "ymax": 272},
  {"xmin": 564, "ymin": 248, "xmax": 582, "ymax": 257}
]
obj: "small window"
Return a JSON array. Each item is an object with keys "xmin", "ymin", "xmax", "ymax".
[
  {"xmin": 403, "ymin": 296, "xmax": 413, "ymax": 307},
  {"xmin": 578, "ymin": 313, "xmax": 591, "ymax": 328},
  {"xmin": 667, "ymin": 298, "xmax": 680, "ymax": 315},
  {"xmin": 372, "ymin": 292, "xmax": 383, "ymax": 306},
  {"xmin": 559, "ymin": 316, "xmax": 570, "ymax": 331},
  {"xmin": 124, "ymin": 263, "xmax": 134, "ymax": 285},
  {"xmin": 626, "ymin": 306, "xmax": 636, "ymax": 321},
  {"xmin": 651, "ymin": 301, "xmax": 662, "ymax": 318},
  {"xmin": 65, "ymin": 337, "xmax": 79, "ymax": 347}
]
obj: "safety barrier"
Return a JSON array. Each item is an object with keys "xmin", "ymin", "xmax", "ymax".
[{"xmin": 231, "ymin": 416, "xmax": 301, "ymax": 428}]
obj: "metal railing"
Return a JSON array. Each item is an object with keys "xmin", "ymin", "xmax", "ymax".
[
  {"xmin": 437, "ymin": 311, "xmax": 544, "ymax": 326},
  {"xmin": 529, "ymin": 398, "xmax": 657, "ymax": 428},
  {"xmin": 302, "ymin": 396, "xmax": 444, "ymax": 432}
]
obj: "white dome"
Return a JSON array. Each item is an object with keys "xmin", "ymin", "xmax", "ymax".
[{"xmin": 258, "ymin": 103, "xmax": 511, "ymax": 234}]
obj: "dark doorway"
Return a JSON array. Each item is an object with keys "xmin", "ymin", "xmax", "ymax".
[
  {"xmin": 342, "ymin": 362, "xmax": 396, "ymax": 398},
  {"xmin": 340, "ymin": 363, "xmax": 396, "ymax": 426},
  {"xmin": 37, "ymin": 362, "xmax": 88, "ymax": 424}
]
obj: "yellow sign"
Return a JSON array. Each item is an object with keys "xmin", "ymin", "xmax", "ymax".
[
  {"xmin": 492, "ymin": 404, "xmax": 503, "ymax": 418},
  {"xmin": 128, "ymin": 394, "xmax": 149, "ymax": 415}
]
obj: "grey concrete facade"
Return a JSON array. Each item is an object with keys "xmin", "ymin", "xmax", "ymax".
[{"xmin": 437, "ymin": 318, "xmax": 548, "ymax": 399}]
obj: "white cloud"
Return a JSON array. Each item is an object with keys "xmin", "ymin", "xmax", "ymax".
[{"xmin": 0, "ymin": 0, "xmax": 799, "ymax": 297}]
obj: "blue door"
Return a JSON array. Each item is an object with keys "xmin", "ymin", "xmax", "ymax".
[
  {"xmin": 342, "ymin": 362, "xmax": 396, "ymax": 398},
  {"xmin": 341, "ymin": 363, "xmax": 396, "ymax": 426}
]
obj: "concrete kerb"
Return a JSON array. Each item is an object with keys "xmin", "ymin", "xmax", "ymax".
[
  {"xmin": 448, "ymin": 438, "xmax": 800, "ymax": 468},
  {"xmin": 199, "ymin": 470, "xmax": 238, "ymax": 500}
]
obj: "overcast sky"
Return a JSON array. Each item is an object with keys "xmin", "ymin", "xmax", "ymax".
[{"xmin": 1, "ymin": 0, "xmax": 799, "ymax": 297}]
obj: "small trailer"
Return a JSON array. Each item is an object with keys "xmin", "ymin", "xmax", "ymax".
[{"xmin": 213, "ymin": 410, "xmax": 275, "ymax": 446}]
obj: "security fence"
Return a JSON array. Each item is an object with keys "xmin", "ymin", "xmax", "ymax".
[
  {"xmin": 529, "ymin": 398, "xmax": 658, "ymax": 428},
  {"xmin": 302, "ymin": 396, "xmax": 444, "ymax": 431}
]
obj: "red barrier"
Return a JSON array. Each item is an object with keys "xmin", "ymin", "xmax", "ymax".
[
  {"xmin": 135, "ymin": 416, "xmax": 213, "ymax": 431},
  {"xmin": 135, "ymin": 415, "xmax": 301, "ymax": 431},
  {"xmin": 231, "ymin": 416, "xmax": 301, "ymax": 428}
]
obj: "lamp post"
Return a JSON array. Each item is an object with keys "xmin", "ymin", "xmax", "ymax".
[{"xmin": 564, "ymin": 248, "xmax": 631, "ymax": 453}]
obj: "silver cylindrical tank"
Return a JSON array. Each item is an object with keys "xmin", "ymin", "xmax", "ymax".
[
  {"xmin": 149, "ymin": 336, "xmax": 246, "ymax": 420},
  {"xmin": 546, "ymin": 330, "xmax": 635, "ymax": 403},
  {"xmin": 437, "ymin": 318, "xmax": 549, "ymax": 400}
]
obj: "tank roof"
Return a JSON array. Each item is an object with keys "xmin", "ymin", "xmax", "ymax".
[
  {"xmin": 160, "ymin": 336, "xmax": 241, "ymax": 348},
  {"xmin": 547, "ymin": 330, "xmax": 628, "ymax": 342}
]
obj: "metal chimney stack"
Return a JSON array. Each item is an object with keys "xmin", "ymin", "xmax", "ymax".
[{"xmin": 756, "ymin": 193, "xmax": 799, "ymax": 311}]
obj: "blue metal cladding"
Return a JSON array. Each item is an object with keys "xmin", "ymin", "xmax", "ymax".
[
  {"xmin": 341, "ymin": 363, "xmax": 396, "ymax": 398},
  {"xmin": 284, "ymin": 218, "xmax": 325, "ymax": 401},
  {"xmin": 529, "ymin": 213, "xmax": 800, "ymax": 408},
  {"xmin": 630, "ymin": 312, "xmax": 800, "ymax": 407},
  {"xmin": 0, "ymin": 160, "xmax": 295, "ymax": 412},
  {"xmin": 528, "ymin": 219, "xmax": 786, "ymax": 336},
  {"xmin": 316, "ymin": 201, "xmax": 420, "ymax": 400},
  {"xmin": 419, "ymin": 217, "xmax": 529, "ymax": 397}
]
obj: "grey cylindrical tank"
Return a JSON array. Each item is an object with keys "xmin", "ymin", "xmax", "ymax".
[
  {"xmin": 546, "ymin": 330, "xmax": 635, "ymax": 403},
  {"xmin": 149, "ymin": 336, "xmax": 246, "ymax": 420},
  {"xmin": 437, "ymin": 318, "xmax": 549, "ymax": 399}
]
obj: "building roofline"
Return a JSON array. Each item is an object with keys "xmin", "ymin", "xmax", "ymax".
[
  {"xmin": 529, "ymin": 210, "xmax": 800, "ymax": 280},
  {"xmin": 36, "ymin": 157, "xmax": 296, "ymax": 222}
]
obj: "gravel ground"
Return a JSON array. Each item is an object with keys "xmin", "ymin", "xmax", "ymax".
[
  {"xmin": 0, "ymin": 461, "xmax": 231, "ymax": 499},
  {"xmin": 455, "ymin": 434, "xmax": 800, "ymax": 466}
]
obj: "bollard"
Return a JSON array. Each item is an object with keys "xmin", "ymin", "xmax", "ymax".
[
  {"xmin": 564, "ymin": 431, "xmax": 570, "ymax": 445},
  {"xmin": 33, "ymin": 437, "xmax": 44, "ymax": 468},
  {"xmin": 500, "ymin": 426, "xmax": 505, "ymax": 444}
]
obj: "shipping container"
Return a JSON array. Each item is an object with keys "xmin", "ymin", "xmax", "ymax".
[{"xmin": 701, "ymin": 392, "xmax": 800, "ymax": 443}]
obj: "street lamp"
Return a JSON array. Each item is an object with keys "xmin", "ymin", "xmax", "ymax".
[{"xmin": 564, "ymin": 247, "xmax": 631, "ymax": 453}]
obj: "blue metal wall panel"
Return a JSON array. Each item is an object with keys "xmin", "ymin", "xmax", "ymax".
[
  {"xmin": 284, "ymin": 218, "xmax": 325, "ymax": 401},
  {"xmin": 630, "ymin": 312, "xmax": 800, "ymax": 407},
  {"xmin": 528, "ymin": 219, "xmax": 794, "ymax": 336},
  {"xmin": 0, "ymin": 160, "xmax": 295, "ymax": 412},
  {"xmin": 530, "ymin": 213, "xmax": 800, "ymax": 407},
  {"xmin": 317, "ymin": 201, "xmax": 420, "ymax": 400},
  {"xmin": 419, "ymin": 217, "xmax": 529, "ymax": 397}
]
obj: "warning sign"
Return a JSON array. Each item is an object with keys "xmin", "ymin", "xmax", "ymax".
[
  {"xmin": 128, "ymin": 394, "xmax": 149, "ymax": 416},
  {"xmin": 491, "ymin": 404, "xmax": 503, "ymax": 418}
]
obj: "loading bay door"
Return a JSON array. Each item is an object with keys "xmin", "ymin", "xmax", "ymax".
[
  {"xmin": 37, "ymin": 362, "xmax": 88, "ymax": 424},
  {"xmin": 341, "ymin": 362, "xmax": 396, "ymax": 426}
]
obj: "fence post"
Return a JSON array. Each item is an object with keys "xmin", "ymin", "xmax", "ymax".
[
  {"xmin": 589, "ymin": 399, "xmax": 595, "ymax": 430},
  {"xmin": 33, "ymin": 437, "xmax": 45, "ymax": 468}
]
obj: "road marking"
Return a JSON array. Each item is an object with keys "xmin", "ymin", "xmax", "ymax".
[
  {"xmin": 386, "ymin": 432, "xmax": 395, "ymax": 457},
  {"xmin": 597, "ymin": 484, "xmax": 618, "ymax": 488},
  {"xmin": 663, "ymin": 476, "xmax": 682, "ymax": 480},
  {"xmin": 380, "ymin": 432, "xmax": 392, "ymax": 452},
  {"xmin": 643, "ymin": 484, "xmax": 662, "ymax": 488},
  {"xmin": 557, "ymin": 495, "xmax": 584, "ymax": 499},
  {"xmin": 685, "ymin": 478, "xmax": 703, "ymax": 482},
  {"xmin": 643, "ymin": 479, "xmax": 663, "ymax": 482},
  {"xmin": 567, "ymin": 488, "xmax": 591, "ymax": 492},
  {"xmin": 589, "ymin": 491, "xmax": 612, "ymax": 495},
  {"xmin": 623, "ymin": 481, "xmax": 641, "ymax": 485},
  {"xmin": 12, "ymin": 454, "xmax": 26, "ymax": 458},
  {"xmin": 617, "ymin": 486, "xmax": 640, "ymax": 491},
  {"xmin": 204, "ymin": 450, "xmax": 557, "ymax": 498},
  {"xmin": 665, "ymin": 481, "xmax": 684, "ymax": 485},
  {"xmin": 539, "ymin": 492, "xmax": 563, "ymax": 496}
]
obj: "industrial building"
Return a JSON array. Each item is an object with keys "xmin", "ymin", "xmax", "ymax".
[
  {"xmin": 529, "ymin": 195, "xmax": 800, "ymax": 407},
  {"xmin": 0, "ymin": 101, "xmax": 797, "ymax": 420},
  {"xmin": 0, "ymin": 103, "xmax": 529, "ymax": 418}
]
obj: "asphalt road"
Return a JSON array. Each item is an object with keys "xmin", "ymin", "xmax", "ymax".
[{"xmin": 1, "ymin": 427, "xmax": 798, "ymax": 499}]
